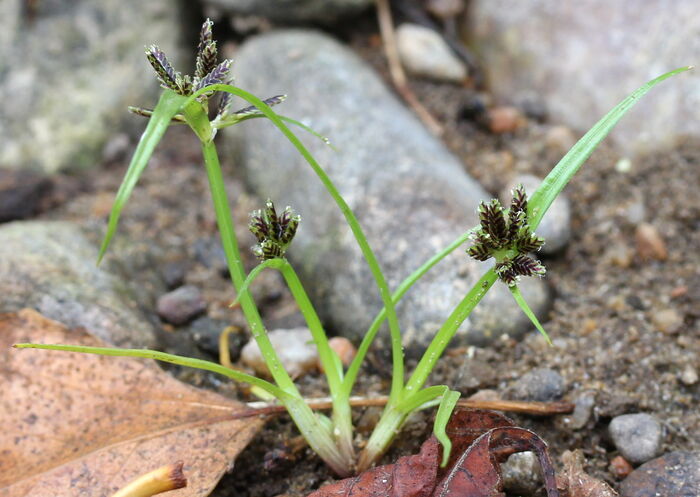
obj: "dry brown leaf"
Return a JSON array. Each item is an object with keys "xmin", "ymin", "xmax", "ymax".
[
  {"xmin": 557, "ymin": 450, "xmax": 618, "ymax": 497},
  {"xmin": 0, "ymin": 309, "xmax": 263, "ymax": 497}
]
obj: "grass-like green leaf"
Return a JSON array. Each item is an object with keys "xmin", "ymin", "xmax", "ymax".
[
  {"xmin": 230, "ymin": 258, "xmax": 284, "ymax": 308},
  {"xmin": 13, "ymin": 342, "xmax": 285, "ymax": 398},
  {"xmin": 509, "ymin": 285, "xmax": 551, "ymax": 345},
  {"xmin": 98, "ymin": 90, "xmax": 188, "ymax": 263},
  {"xmin": 185, "ymin": 84, "xmax": 406, "ymax": 403},
  {"xmin": 528, "ymin": 66, "xmax": 692, "ymax": 229}
]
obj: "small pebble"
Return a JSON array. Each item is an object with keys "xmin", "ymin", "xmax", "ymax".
[
  {"xmin": 425, "ymin": 0, "xmax": 464, "ymax": 18},
  {"xmin": 680, "ymin": 364, "xmax": 698, "ymax": 385},
  {"xmin": 615, "ymin": 157, "xmax": 633, "ymax": 173},
  {"xmin": 606, "ymin": 242, "xmax": 633, "ymax": 268},
  {"xmin": 0, "ymin": 170, "xmax": 53, "ymax": 222},
  {"xmin": 241, "ymin": 327, "xmax": 318, "ymax": 378},
  {"xmin": 501, "ymin": 451, "xmax": 542, "ymax": 495},
  {"xmin": 161, "ymin": 260, "xmax": 187, "ymax": 289},
  {"xmin": 620, "ymin": 451, "xmax": 700, "ymax": 497},
  {"xmin": 545, "ymin": 125, "xmax": 576, "ymax": 152},
  {"xmin": 328, "ymin": 336, "xmax": 356, "ymax": 366},
  {"xmin": 610, "ymin": 455, "xmax": 634, "ymax": 479},
  {"xmin": 188, "ymin": 316, "xmax": 246, "ymax": 361},
  {"xmin": 395, "ymin": 23, "xmax": 467, "ymax": 82},
  {"xmin": 670, "ymin": 285, "xmax": 688, "ymax": 299},
  {"xmin": 570, "ymin": 391, "xmax": 596, "ymax": 430},
  {"xmin": 487, "ymin": 106, "xmax": 524, "ymax": 134},
  {"xmin": 651, "ymin": 308, "xmax": 683, "ymax": 334},
  {"xmin": 609, "ymin": 413, "xmax": 663, "ymax": 464},
  {"xmin": 509, "ymin": 368, "xmax": 566, "ymax": 402},
  {"xmin": 156, "ymin": 285, "xmax": 207, "ymax": 325},
  {"xmin": 467, "ymin": 389, "xmax": 501, "ymax": 402},
  {"xmin": 635, "ymin": 223, "xmax": 667, "ymax": 261},
  {"xmin": 318, "ymin": 336, "xmax": 357, "ymax": 372}
]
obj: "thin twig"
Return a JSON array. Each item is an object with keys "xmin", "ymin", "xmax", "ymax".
[
  {"xmin": 375, "ymin": 0, "xmax": 444, "ymax": 137},
  {"xmin": 232, "ymin": 395, "xmax": 574, "ymax": 420}
]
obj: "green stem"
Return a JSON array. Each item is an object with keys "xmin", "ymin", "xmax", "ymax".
[
  {"xmin": 186, "ymin": 85, "xmax": 405, "ymax": 403},
  {"xmin": 279, "ymin": 260, "xmax": 355, "ymax": 462},
  {"xmin": 405, "ymin": 268, "xmax": 498, "ymax": 392},
  {"xmin": 279, "ymin": 260, "xmax": 343, "ymax": 389},
  {"xmin": 343, "ymin": 230, "xmax": 472, "ymax": 393},
  {"xmin": 200, "ymin": 138, "xmax": 353, "ymax": 476}
]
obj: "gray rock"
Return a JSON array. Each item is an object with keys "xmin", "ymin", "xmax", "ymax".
[
  {"xmin": 501, "ymin": 451, "xmax": 542, "ymax": 496},
  {"xmin": 509, "ymin": 368, "xmax": 565, "ymax": 401},
  {"xmin": 156, "ymin": 285, "xmax": 207, "ymax": 325},
  {"xmin": 227, "ymin": 30, "xmax": 550, "ymax": 352},
  {"xmin": 0, "ymin": 221, "xmax": 157, "ymax": 347},
  {"xmin": 241, "ymin": 327, "xmax": 318, "ymax": 378},
  {"xmin": 620, "ymin": 451, "xmax": 700, "ymax": 497},
  {"xmin": 501, "ymin": 174, "xmax": 571, "ymax": 254},
  {"xmin": 0, "ymin": 170, "xmax": 52, "ymax": 222},
  {"xmin": 205, "ymin": 0, "xmax": 371, "ymax": 24},
  {"xmin": 396, "ymin": 23, "xmax": 467, "ymax": 83},
  {"xmin": 0, "ymin": 0, "xmax": 182, "ymax": 173},
  {"xmin": 569, "ymin": 391, "xmax": 596, "ymax": 430},
  {"xmin": 189, "ymin": 316, "xmax": 246, "ymax": 361},
  {"xmin": 469, "ymin": 0, "xmax": 699, "ymax": 157},
  {"xmin": 609, "ymin": 413, "xmax": 664, "ymax": 464}
]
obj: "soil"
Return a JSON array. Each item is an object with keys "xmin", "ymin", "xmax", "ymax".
[{"xmin": 35, "ymin": 17, "xmax": 699, "ymax": 497}]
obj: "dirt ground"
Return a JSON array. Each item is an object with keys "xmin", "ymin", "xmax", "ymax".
[{"xmin": 40, "ymin": 22, "xmax": 699, "ymax": 497}]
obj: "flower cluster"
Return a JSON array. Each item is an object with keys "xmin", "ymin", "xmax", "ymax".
[
  {"xmin": 135, "ymin": 19, "xmax": 286, "ymax": 124},
  {"xmin": 467, "ymin": 185, "xmax": 546, "ymax": 286},
  {"xmin": 249, "ymin": 200, "xmax": 300, "ymax": 261},
  {"xmin": 145, "ymin": 19, "xmax": 230, "ymax": 98}
]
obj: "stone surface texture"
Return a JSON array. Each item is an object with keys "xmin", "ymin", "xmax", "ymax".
[
  {"xmin": 620, "ymin": 451, "xmax": 700, "ymax": 497},
  {"xmin": 228, "ymin": 30, "xmax": 550, "ymax": 351},
  {"xmin": 609, "ymin": 413, "xmax": 664, "ymax": 464},
  {"xmin": 241, "ymin": 327, "xmax": 318, "ymax": 378},
  {"xmin": 204, "ymin": 0, "xmax": 372, "ymax": 24},
  {"xmin": 0, "ymin": 221, "xmax": 157, "ymax": 347},
  {"xmin": 0, "ymin": 0, "xmax": 182, "ymax": 173},
  {"xmin": 469, "ymin": 0, "xmax": 699, "ymax": 156},
  {"xmin": 396, "ymin": 23, "xmax": 467, "ymax": 82}
]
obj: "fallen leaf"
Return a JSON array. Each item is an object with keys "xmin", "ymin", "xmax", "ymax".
[
  {"xmin": 0, "ymin": 309, "xmax": 262, "ymax": 497},
  {"xmin": 309, "ymin": 409, "xmax": 560, "ymax": 497},
  {"xmin": 557, "ymin": 450, "xmax": 618, "ymax": 497}
]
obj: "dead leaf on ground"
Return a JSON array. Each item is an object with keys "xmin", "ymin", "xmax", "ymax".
[
  {"xmin": 309, "ymin": 409, "xmax": 559, "ymax": 497},
  {"xmin": 557, "ymin": 450, "xmax": 618, "ymax": 497},
  {"xmin": 0, "ymin": 309, "xmax": 263, "ymax": 497}
]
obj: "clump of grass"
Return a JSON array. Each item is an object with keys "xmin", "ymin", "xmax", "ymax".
[{"xmin": 13, "ymin": 20, "xmax": 691, "ymax": 476}]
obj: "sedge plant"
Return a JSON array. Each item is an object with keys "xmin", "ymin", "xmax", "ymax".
[{"xmin": 13, "ymin": 20, "xmax": 691, "ymax": 477}]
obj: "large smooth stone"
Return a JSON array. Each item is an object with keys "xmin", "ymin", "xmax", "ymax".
[
  {"xmin": 468, "ymin": 0, "xmax": 698, "ymax": 156},
  {"xmin": 226, "ymin": 30, "xmax": 550, "ymax": 353},
  {"xmin": 0, "ymin": 0, "xmax": 183, "ymax": 173},
  {"xmin": 0, "ymin": 221, "xmax": 157, "ymax": 347},
  {"xmin": 204, "ymin": 0, "xmax": 372, "ymax": 24}
]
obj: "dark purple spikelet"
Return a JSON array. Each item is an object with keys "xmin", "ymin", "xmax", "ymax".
[
  {"xmin": 516, "ymin": 231, "xmax": 545, "ymax": 253},
  {"xmin": 510, "ymin": 254, "xmax": 546, "ymax": 278},
  {"xmin": 146, "ymin": 45, "xmax": 177, "ymax": 90},
  {"xmin": 249, "ymin": 200, "xmax": 300, "ymax": 261},
  {"xmin": 479, "ymin": 199, "xmax": 508, "ymax": 246},
  {"xmin": 233, "ymin": 95, "xmax": 288, "ymax": 118},
  {"xmin": 196, "ymin": 60, "xmax": 232, "ymax": 91},
  {"xmin": 196, "ymin": 19, "xmax": 215, "ymax": 79},
  {"xmin": 466, "ymin": 185, "xmax": 547, "ymax": 285}
]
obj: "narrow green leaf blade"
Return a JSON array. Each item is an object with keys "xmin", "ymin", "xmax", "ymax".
[
  {"xmin": 509, "ymin": 285, "xmax": 552, "ymax": 345},
  {"xmin": 434, "ymin": 389, "xmax": 460, "ymax": 467},
  {"xmin": 229, "ymin": 258, "xmax": 284, "ymax": 307},
  {"xmin": 13, "ymin": 342, "xmax": 285, "ymax": 398},
  {"xmin": 98, "ymin": 90, "xmax": 188, "ymax": 263},
  {"xmin": 528, "ymin": 66, "xmax": 692, "ymax": 229}
]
